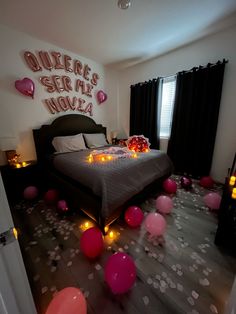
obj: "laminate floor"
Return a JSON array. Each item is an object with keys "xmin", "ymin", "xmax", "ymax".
[{"xmin": 12, "ymin": 176, "xmax": 236, "ymax": 314}]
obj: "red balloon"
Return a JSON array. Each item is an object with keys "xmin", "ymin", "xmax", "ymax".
[
  {"xmin": 200, "ymin": 176, "xmax": 214, "ymax": 189},
  {"xmin": 97, "ymin": 90, "xmax": 107, "ymax": 104},
  {"xmin": 203, "ymin": 192, "xmax": 221, "ymax": 210},
  {"xmin": 44, "ymin": 189, "xmax": 59, "ymax": 205},
  {"xmin": 162, "ymin": 178, "xmax": 177, "ymax": 194},
  {"xmin": 180, "ymin": 176, "xmax": 192, "ymax": 189},
  {"xmin": 15, "ymin": 77, "xmax": 35, "ymax": 99},
  {"xmin": 46, "ymin": 287, "xmax": 87, "ymax": 314},
  {"xmin": 80, "ymin": 227, "xmax": 104, "ymax": 259},
  {"xmin": 23, "ymin": 186, "xmax": 38, "ymax": 200},
  {"xmin": 57, "ymin": 200, "xmax": 69, "ymax": 212},
  {"xmin": 125, "ymin": 206, "xmax": 144, "ymax": 228},
  {"xmin": 105, "ymin": 252, "xmax": 136, "ymax": 294}
]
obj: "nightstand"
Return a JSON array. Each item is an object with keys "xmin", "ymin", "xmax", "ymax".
[
  {"xmin": 0, "ymin": 160, "xmax": 41, "ymax": 203},
  {"xmin": 215, "ymin": 177, "xmax": 236, "ymax": 255}
]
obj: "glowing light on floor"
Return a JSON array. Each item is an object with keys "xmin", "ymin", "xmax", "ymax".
[{"xmin": 80, "ymin": 220, "xmax": 94, "ymax": 231}]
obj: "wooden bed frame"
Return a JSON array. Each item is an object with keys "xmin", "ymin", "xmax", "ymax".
[{"xmin": 33, "ymin": 114, "xmax": 170, "ymax": 233}]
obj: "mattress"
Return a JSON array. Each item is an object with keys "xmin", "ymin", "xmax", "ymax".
[{"xmin": 52, "ymin": 147, "xmax": 173, "ymax": 219}]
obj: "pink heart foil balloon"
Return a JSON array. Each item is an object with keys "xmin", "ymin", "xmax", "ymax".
[
  {"xmin": 15, "ymin": 77, "xmax": 35, "ymax": 99},
  {"xmin": 97, "ymin": 90, "xmax": 107, "ymax": 104}
]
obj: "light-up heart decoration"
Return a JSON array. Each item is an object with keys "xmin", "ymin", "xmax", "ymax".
[
  {"xmin": 97, "ymin": 90, "xmax": 107, "ymax": 104},
  {"xmin": 15, "ymin": 77, "xmax": 35, "ymax": 99},
  {"xmin": 127, "ymin": 135, "xmax": 150, "ymax": 152}
]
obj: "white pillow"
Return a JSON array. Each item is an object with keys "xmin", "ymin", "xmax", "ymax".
[
  {"xmin": 83, "ymin": 133, "xmax": 108, "ymax": 148},
  {"xmin": 52, "ymin": 133, "xmax": 87, "ymax": 153}
]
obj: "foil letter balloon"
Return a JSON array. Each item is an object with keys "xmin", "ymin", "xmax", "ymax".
[
  {"xmin": 97, "ymin": 90, "xmax": 107, "ymax": 104},
  {"xmin": 15, "ymin": 77, "xmax": 35, "ymax": 99}
]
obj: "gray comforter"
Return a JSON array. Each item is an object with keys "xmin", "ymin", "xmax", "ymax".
[{"xmin": 52, "ymin": 147, "xmax": 173, "ymax": 219}]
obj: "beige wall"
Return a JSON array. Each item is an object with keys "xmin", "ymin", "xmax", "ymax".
[{"xmin": 117, "ymin": 24, "xmax": 236, "ymax": 182}]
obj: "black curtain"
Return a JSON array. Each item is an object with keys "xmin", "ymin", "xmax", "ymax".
[
  {"xmin": 130, "ymin": 79, "xmax": 160, "ymax": 149},
  {"xmin": 167, "ymin": 61, "xmax": 226, "ymax": 178}
]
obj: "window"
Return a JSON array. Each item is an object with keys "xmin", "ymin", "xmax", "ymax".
[{"xmin": 159, "ymin": 76, "xmax": 176, "ymax": 138}]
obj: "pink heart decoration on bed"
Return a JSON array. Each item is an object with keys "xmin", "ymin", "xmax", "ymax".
[
  {"xmin": 15, "ymin": 77, "xmax": 35, "ymax": 99},
  {"xmin": 97, "ymin": 90, "xmax": 107, "ymax": 104}
]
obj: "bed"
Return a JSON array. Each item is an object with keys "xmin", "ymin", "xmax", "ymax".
[{"xmin": 33, "ymin": 114, "xmax": 173, "ymax": 233}]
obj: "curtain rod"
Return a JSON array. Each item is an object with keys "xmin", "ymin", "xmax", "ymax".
[
  {"xmin": 180, "ymin": 59, "xmax": 228, "ymax": 75},
  {"xmin": 130, "ymin": 59, "xmax": 228, "ymax": 87}
]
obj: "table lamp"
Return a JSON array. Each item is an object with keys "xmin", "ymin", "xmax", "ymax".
[{"xmin": 0, "ymin": 137, "xmax": 18, "ymax": 166}]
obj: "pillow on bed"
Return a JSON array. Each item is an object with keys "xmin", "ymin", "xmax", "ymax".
[
  {"xmin": 83, "ymin": 133, "xmax": 108, "ymax": 148},
  {"xmin": 52, "ymin": 133, "xmax": 87, "ymax": 153}
]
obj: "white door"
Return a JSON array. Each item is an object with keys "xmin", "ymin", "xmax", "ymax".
[
  {"xmin": 0, "ymin": 172, "xmax": 36, "ymax": 314},
  {"xmin": 224, "ymin": 276, "xmax": 236, "ymax": 314}
]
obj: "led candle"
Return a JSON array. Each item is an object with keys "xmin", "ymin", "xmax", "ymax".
[
  {"xmin": 232, "ymin": 188, "xmax": 236, "ymax": 200},
  {"xmin": 229, "ymin": 176, "xmax": 236, "ymax": 186},
  {"xmin": 16, "ymin": 163, "xmax": 21, "ymax": 168}
]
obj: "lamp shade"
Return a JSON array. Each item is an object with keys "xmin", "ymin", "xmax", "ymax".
[{"xmin": 0, "ymin": 137, "xmax": 17, "ymax": 151}]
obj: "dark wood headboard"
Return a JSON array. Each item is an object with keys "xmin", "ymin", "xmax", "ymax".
[{"xmin": 33, "ymin": 114, "xmax": 107, "ymax": 162}]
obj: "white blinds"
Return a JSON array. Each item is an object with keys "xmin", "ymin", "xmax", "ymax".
[{"xmin": 159, "ymin": 76, "xmax": 176, "ymax": 138}]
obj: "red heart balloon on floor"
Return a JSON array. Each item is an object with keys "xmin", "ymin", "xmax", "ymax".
[
  {"xmin": 15, "ymin": 77, "xmax": 35, "ymax": 99},
  {"xmin": 97, "ymin": 90, "xmax": 107, "ymax": 104}
]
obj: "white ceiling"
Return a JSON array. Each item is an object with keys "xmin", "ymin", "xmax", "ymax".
[{"xmin": 1, "ymin": 0, "xmax": 236, "ymax": 69}]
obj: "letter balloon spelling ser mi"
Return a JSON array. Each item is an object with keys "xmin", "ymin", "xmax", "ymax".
[{"xmin": 15, "ymin": 77, "xmax": 35, "ymax": 99}]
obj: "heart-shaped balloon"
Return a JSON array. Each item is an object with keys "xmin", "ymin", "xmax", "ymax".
[
  {"xmin": 15, "ymin": 77, "xmax": 35, "ymax": 99},
  {"xmin": 97, "ymin": 90, "xmax": 107, "ymax": 104}
]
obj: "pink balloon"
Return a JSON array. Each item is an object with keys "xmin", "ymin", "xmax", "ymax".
[
  {"xmin": 57, "ymin": 200, "xmax": 69, "ymax": 212},
  {"xmin": 203, "ymin": 192, "xmax": 222, "ymax": 210},
  {"xmin": 46, "ymin": 287, "xmax": 87, "ymax": 314},
  {"xmin": 200, "ymin": 176, "xmax": 214, "ymax": 189},
  {"xmin": 180, "ymin": 176, "xmax": 192, "ymax": 189},
  {"xmin": 44, "ymin": 189, "xmax": 59, "ymax": 204},
  {"xmin": 23, "ymin": 186, "xmax": 38, "ymax": 200},
  {"xmin": 156, "ymin": 195, "xmax": 173, "ymax": 214},
  {"xmin": 97, "ymin": 90, "xmax": 107, "ymax": 104},
  {"xmin": 15, "ymin": 77, "xmax": 35, "ymax": 99},
  {"xmin": 105, "ymin": 252, "xmax": 136, "ymax": 294},
  {"xmin": 125, "ymin": 206, "xmax": 144, "ymax": 227},
  {"xmin": 163, "ymin": 178, "xmax": 177, "ymax": 194},
  {"xmin": 80, "ymin": 227, "xmax": 104, "ymax": 259},
  {"xmin": 144, "ymin": 212, "xmax": 166, "ymax": 236}
]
